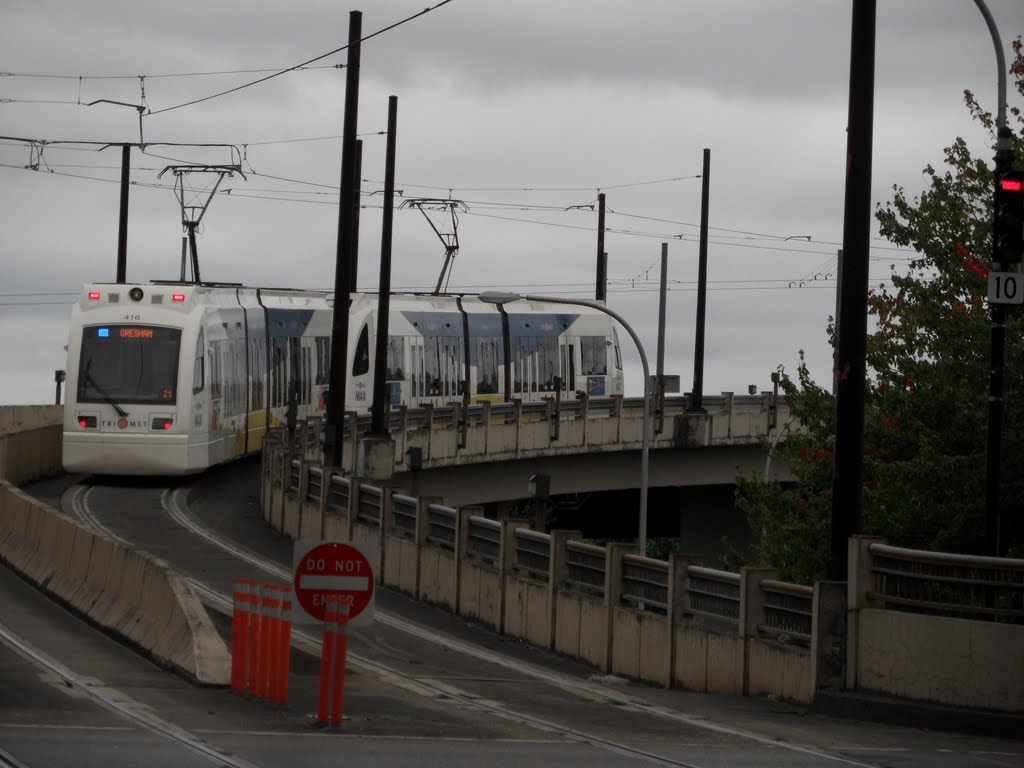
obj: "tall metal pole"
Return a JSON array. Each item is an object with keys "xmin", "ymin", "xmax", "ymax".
[
  {"xmin": 350, "ymin": 139, "xmax": 363, "ymax": 289},
  {"xmin": 656, "ymin": 242, "xmax": 668, "ymax": 428},
  {"xmin": 371, "ymin": 96, "xmax": 399, "ymax": 435},
  {"xmin": 325, "ymin": 10, "xmax": 363, "ymax": 468},
  {"xmin": 115, "ymin": 144, "xmax": 130, "ymax": 283},
  {"xmin": 691, "ymin": 148, "xmax": 710, "ymax": 412},
  {"xmin": 975, "ymin": 0, "xmax": 1011, "ymax": 557},
  {"xmin": 829, "ymin": 0, "xmax": 876, "ymax": 581},
  {"xmin": 596, "ymin": 192, "xmax": 607, "ymax": 302}
]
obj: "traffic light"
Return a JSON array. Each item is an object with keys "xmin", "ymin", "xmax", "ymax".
[{"xmin": 994, "ymin": 170, "xmax": 1024, "ymax": 264}]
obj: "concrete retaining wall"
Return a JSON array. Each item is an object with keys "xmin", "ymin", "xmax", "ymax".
[
  {"xmin": 0, "ymin": 405, "xmax": 63, "ymax": 485},
  {"xmin": 0, "ymin": 480, "xmax": 230, "ymax": 684}
]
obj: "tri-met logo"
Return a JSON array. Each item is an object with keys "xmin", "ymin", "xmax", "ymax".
[{"xmin": 101, "ymin": 419, "xmax": 144, "ymax": 429}]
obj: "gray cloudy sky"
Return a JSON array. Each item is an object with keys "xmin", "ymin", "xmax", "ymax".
[{"xmin": 1, "ymin": 0, "xmax": 1021, "ymax": 405}]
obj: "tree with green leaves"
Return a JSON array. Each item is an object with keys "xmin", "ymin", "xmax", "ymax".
[{"xmin": 735, "ymin": 39, "xmax": 1024, "ymax": 585}]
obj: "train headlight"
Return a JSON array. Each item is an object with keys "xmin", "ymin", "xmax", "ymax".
[
  {"xmin": 129, "ymin": 287, "xmax": 144, "ymax": 302},
  {"xmin": 151, "ymin": 417, "xmax": 174, "ymax": 430},
  {"xmin": 78, "ymin": 415, "xmax": 97, "ymax": 428}
]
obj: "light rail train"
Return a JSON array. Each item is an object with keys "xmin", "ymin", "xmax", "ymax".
[{"xmin": 62, "ymin": 282, "xmax": 624, "ymax": 475}]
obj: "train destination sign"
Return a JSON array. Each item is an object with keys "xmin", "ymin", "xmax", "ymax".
[{"xmin": 292, "ymin": 540, "xmax": 376, "ymax": 626}]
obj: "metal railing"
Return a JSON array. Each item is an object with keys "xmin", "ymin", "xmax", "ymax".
[
  {"xmin": 466, "ymin": 515, "xmax": 501, "ymax": 564},
  {"xmin": 565, "ymin": 540, "xmax": 606, "ymax": 596},
  {"xmin": 621, "ymin": 554, "xmax": 669, "ymax": 614},
  {"xmin": 868, "ymin": 542, "xmax": 1024, "ymax": 622},
  {"xmin": 356, "ymin": 485, "xmax": 383, "ymax": 527},
  {"xmin": 513, "ymin": 528, "xmax": 551, "ymax": 581},
  {"xmin": 306, "ymin": 466, "xmax": 323, "ymax": 504},
  {"xmin": 426, "ymin": 503, "xmax": 457, "ymax": 549},
  {"xmin": 760, "ymin": 579, "xmax": 814, "ymax": 645},
  {"xmin": 686, "ymin": 566, "xmax": 741, "ymax": 622},
  {"xmin": 390, "ymin": 493, "xmax": 417, "ymax": 538},
  {"xmin": 326, "ymin": 474, "xmax": 349, "ymax": 514}
]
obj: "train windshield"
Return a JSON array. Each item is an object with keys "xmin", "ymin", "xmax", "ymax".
[{"xmin": 77, "ymin": 325, "xmax": 183, "ymax": 405}]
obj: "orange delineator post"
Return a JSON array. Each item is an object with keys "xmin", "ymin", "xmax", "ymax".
[
  {"xmin": 317, "ymin": 597, "xmax": 338, "ymax": 724},
  {"xmin": 258, "ymin": 583, "xmax": 278, "ymax": 700},
  {"xmin": 330, "ymin": 596, "xmax": 354, "ymax": 727},
  {"xmin": 230, "ymin": 578, "xmax": 250, "ymax": 692},
  {"xmin": 275, "ymin": 586, "xmax": 294, "ymax": 706},
  {"xmin": 250, "ymin": 582, "xmax": 265, "ymax": 697}
]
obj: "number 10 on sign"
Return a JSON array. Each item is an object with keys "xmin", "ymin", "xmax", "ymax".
[{"xmin": 988, "ymin": 272, "xmax": 1024, "ymax": 304}]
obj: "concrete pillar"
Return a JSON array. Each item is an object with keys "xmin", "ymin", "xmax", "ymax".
[
  {"xmin": 548, "ymin": 529, "xmax": 582, "ymax": 650},
  {"xmin": 811, "ymin": 580, "xmax": 847, "ymax": 692},
  {"xmin": 603, "ymin": 542, "xmax": 637, "ymax": 673},
  {"xmin": 739, "ymin": 566, "xmax": 778, "ymax": 696},
  {"xmin": 846, "ymin": 535, "xmax": 885, "ymax": 690}
]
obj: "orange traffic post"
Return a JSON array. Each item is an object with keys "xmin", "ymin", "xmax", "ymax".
[
  {"xmin": 317, "ymin": 597, "xmax": 338, "ymax": 724},
  {"xmin": 251, "ymin": 583, "xmax": 266, "ymax": 698},
  {"xmin": 275, "ymin": 586, "xmax": 294, "ymax": 706},
  {"xmin": 265, "ymin": 584, "xmax": 282, "ymax": 703},
  {"xmin": 244, "ymin": 579, "xmax": 260, "ymax": 695},
  {"xmin": 230, "ymin": 578, "xmax": 250, "ymax": 691},
  {"xmin": 258, "ymin": 583, "xmax": 277, "ymax": 700},
  {"xmin": 329, "ymin": 596, "xmax": 354, "ymax": 727}
]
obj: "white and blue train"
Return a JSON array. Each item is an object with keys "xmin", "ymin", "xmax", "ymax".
[{"xmin": 62, "ymin": 282, "xmax": 624, "ymax": 475}]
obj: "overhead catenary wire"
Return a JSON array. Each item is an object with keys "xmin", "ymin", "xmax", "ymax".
[{"xmin": 144, "ymin": 1, "xmax": 456, "ymax": 117}]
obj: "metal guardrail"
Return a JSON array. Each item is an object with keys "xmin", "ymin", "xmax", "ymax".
[
  {"xmin": 426, "ymin": 503, "xmax": 457, "ymax": 549},
  {"xmin": 760, "ymin": 579, "xmax": 813, "ymax": 645},
  {"xmin": 306, "ymin": 466, "xmax": 322, "ymax": 504},
  {"xmin": 327, "ymin": 473, "xmax": 349, "ymax": 514},
  {"xmin": 466, "ymin": 515, "xmax": 501, "ymax": 564},
  {"xmin": 513, "ymin": 528, "xmax": 551, "ymax": 581},
  {"xmin": 687, "ymin": 566, "xmax": 741, "ymax": 621},
  {"xmin": 622, "ymin": 554, "xmax": 669, "ymax": 614},
  {"xmin": 868, "ymin": 542, "xmax": 1024, "ymax": 622},
  {"xmin": 357, "ymin": 485, "xmax": 382, "ymax": 527},
  {"xmin": 565, "ymin": 540, "xmax": 606, "ymax": 595},
  {"xmin": 391, "ymin": 493, "xmax": 417, "ymax": 538}
]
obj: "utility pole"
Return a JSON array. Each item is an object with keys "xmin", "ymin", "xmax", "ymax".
[
  {"xmin": 596, "ymin": 192, "xmax": 607, "ymax": 302},
  {"xmin": 691, "ymin": 148, "xmax": 710, "ymax": 412},
  {"xmin": 325, "ymin": 10, "xmax": 363, "ymax": 468},
  {"xmin": 371, "ymin": 96, "xmax": 399, "ymax": 436},
  {"xmin": 976, "ymin": 0, "xmax": 1015, "ymax": 557},
  {"xmin": 829, "ymin": 0, "xmax": 876, "ymax": 581},
  {"xmin": 116, "ymin": 144, "xmax": 130, "ymax": 283}
]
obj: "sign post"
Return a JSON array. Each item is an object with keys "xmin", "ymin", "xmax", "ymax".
[{"xmin": 292, "ymin": 540, "xmax": 376, "ymax": 627}]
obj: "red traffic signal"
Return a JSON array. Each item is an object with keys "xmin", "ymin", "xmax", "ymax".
[{"xmin": 994, "ymin": 171, "xmax": 1024, "ymax": 264}]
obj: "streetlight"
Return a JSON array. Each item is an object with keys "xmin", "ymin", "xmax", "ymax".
[{"xmin": 479, "ymin": 291, "xmax": 651, "ymax": 555}]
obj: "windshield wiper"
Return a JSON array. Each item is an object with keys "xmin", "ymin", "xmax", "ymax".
[{"xmin": 82, "ymin": 359, "xmax": 129, "ymax": 418}]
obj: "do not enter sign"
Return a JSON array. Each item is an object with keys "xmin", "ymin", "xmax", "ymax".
[{"xmin": 292, "ymin": 540, "xmax": 376, "ymax": 626}]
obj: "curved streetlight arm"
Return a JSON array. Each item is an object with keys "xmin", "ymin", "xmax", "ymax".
[
  {"xmin": 480, "ymin": 291, "xmax": 651, "ymax": 555},
  {"xmin": 972, "ymin": 0, "xmax": 1007, "ymax": 133}
]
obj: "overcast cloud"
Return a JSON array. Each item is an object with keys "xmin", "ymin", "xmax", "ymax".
[{"xmin": 1, "ymin": 0, "xmax": 1021, "ymax": 405}]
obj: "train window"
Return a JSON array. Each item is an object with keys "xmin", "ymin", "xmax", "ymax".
[
  {"xmin": 537, "ymin": 337, "xmax": 558, "ymax": 392},
  {"xmin": 424, "ymin": 336, "xmax": 441, "ymax": 396},
  {"xmin": 315, "ymin": 337, "xmax": 330, "ymax": 385},
  {"xmin": 580, "ymin": 336, "xmax": 607, "ymax": 376},
  {"xmin": 386, "ymin": 336, "xmax": 405, "ymax": 380},
  {"xmin": 476, "ymin": 338, "xmax": 499, "ymax": 395},
  {"xmin": 193, "ymin": 329, "xmax": 204, "ymax": 394},
  {"xmin": 78, "ymin": 324, "xmax": 183, "ymax": 405},
  {"xmin": 352, "ymin": 325, "xmax": 370, "ymax": 376}
]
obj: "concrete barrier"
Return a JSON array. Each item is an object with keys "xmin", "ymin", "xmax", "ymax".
[
  {"xmin": 0, "ymin": 480, "xmax": 230, "ymax": 685},
  {"xmin": 0, "ymin": 405, "xmax": 63, "ymax": 485}
]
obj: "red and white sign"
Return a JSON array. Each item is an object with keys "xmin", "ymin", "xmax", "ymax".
[{"xmin": 292, "ymin": 540, "xmax": 375, "ymax": 626}]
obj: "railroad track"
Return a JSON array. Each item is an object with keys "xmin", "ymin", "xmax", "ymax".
[{"xmin": 56, "ymin": 477, "xmax": 883, "ymax": 768}]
